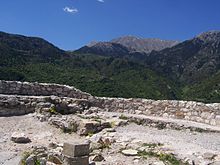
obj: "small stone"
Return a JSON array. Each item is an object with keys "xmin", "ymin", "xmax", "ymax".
[
  {"xmin": 133, "ymin": 159, "xmax": 139, "ymax": 163},
  {"xmin": 153, "ymin": 161, "xmax": 165, "ymax": 165},
  {"xmin": 133, "ymin": 156, "xmax": 141, "ymax": 160},
  {"xmin": 209, "ymin": 161, "xmax": 220, "ymax": 165},
  {"xmin": 46, "ymin": 162, "xmax": 56, "ymax": 165},
  {"xmin": 11, "ymin": 132, "xmax": 31, "ymax": 143},
  {"xmin": 39, "ymin": 158, "xmax": 47, "ymax": 165},
  {"xmin": 203, "ymin": 152, "xmax": 216, "ymax": 160},
  {"xmin": 121, "ymin": 149, "xmax": 138, "ymax": 156},
  {"xmin": 25, "ymin": 155, "xmax": 37, "ymax": 165},
  {"xmin": 89, "ymin": 162, "xmax": 96, "ymax": 165},
  {"xmin": 90, "ymin": 154, "xmax": 105, "ymax": 162},
  {"xmin": 105, "ymin": 128, "xmax": 116, "ymax": 132},
  {"xmin": 48, "ymin": 154, "xmax": 62, "ymax": 164},
  {"xmin": 215, "ymin": 155, "xmax": 220, "ymax": 161},
  {"xmin": 48, "ymin": 142, "xmax": 59, "ymax": 149}
]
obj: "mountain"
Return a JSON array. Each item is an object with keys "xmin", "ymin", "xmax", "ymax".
[
  {"xmin": 111, "ymin": 36, "xmax": 179, "ymax": 53},
  {"xmin": 146, "ymin": 31, "xmax": 220, "ymax": 84},
  {"xmin": 0, "ymin": 31, "xmax": 66, "ymax": 61},
  {"xmin": 76, "ymin": 42, "xmax": 131, "ymax": 57},
  {"xmin": 76, "ymin": 36, "xmax": 179, "ymax": 57},
  {"xmin": 0, "ymin": 30, "xmax": 220, "ymax": 102},
  {"xmin": 0, "ymin": 31, "xmax": 69, "ymax": 80},
  {"xmin": 144, "ymin": 31, "xmax": 220, "ymax": 102},
  {"xmin": 0, "ymin": 31, "xmax": 179, "ymax": 100}
]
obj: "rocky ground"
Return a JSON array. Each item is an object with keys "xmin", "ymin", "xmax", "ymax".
[
  {"xmin": 0, "ymin": 111, "xmax": 220, "ymax": 165},
  {"xmin": 0, "ymin": 114, "xmax": 84, "ymax": 165}
]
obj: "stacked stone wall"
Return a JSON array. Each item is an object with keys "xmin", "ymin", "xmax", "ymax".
[
  {"xmin": 0, "ymin": 80, "xmax": 219, "ymax": 126},
  {"xmin": 98, "ymin": 98, "xmax": 220, "ymax": 126},
  {"xmin": 0, "ymin": 80, "xmax": 91, "ymax": 99}
]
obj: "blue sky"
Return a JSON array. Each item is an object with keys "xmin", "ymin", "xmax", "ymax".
[{"xmin": 0, "ymin": 0, "xmax": 220, "ymax": 50}]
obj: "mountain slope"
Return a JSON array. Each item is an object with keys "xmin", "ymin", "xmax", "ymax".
[
  {"xmin": 76, "ymin": 36, "xmax": 179, "ymax": 57},
  {"xmin": 0, "ymin": 31, "xmax": 180, "ymax": 100},
  {"xmin": 1, "ymin": 31, "xmax": 220, "ymax": 102},
  {"xmin": 76, "ymin": 42, "xmax": 131, "ymax": 57},
  {"xmin": 146, "ymin": 31, "xmax": 220, "ymax": 84},
  {"xmin": 0, "ymin": 31, "xmax": 66, "ymax": 61}
]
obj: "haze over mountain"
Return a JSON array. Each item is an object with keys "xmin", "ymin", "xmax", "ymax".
[{"xmin": 0, "ymin": 30, "xmax": 220, "ymax": 102}]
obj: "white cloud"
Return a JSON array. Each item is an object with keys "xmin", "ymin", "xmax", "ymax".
[
  {"xmin": 97, "ymin": 0, "xmax": 105, "ymax": 3},
  {"xmin": 63, "ymin": 7, "xmax": 78, "ymax": 14}
]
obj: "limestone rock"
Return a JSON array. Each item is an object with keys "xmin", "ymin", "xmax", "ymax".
[
  {"xmin": 63, "ymin": 155, "xmax": 89, "ymax": 165},
  {"xmin": 62, "ymin": 143, "xmax": 90, "ymax": 157},
  {"xmin": 47, "ymin": 154, "xmax": 63, "ymax": 164},
  {"xmin": 153, "ymin": 161, "xmax": 165, "ymax": 165},
  {"xmin": 78, "ymin": 120, "xmax": 101, "ymax": 136},
  {"xmin": 203, "ymin": 152, "xmax": 216, "ymax": 160},
  {"xmin": 11, "ymin": 132, "xmax": 31, "ymax": 143},
  {"xmin": 90, "ymin": 154, "xmax": 105, "ymax": 162},
  {"xmin": 121, "ymin": 149, "xmax": 138, "ymax": 156},
  {"xmin": 25, "ymin": 155, "xmax": 37, "ymax": 165}
]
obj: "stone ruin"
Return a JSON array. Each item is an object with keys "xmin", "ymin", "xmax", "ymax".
[
  {"xmin": 0, "ymin": 80, "xmax": 219, "ymax": 126},
  {"xmin": 0, "ymin": 80, "xmax": 220, "ymax": 165},
  {"xmin": 63, "ymin": 143, "xmax": 90, "ymax": 165}
]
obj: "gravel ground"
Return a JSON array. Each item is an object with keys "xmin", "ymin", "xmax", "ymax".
[
  {"xmin": 0, "ymin": 114, "xmax": 219, "ymax": 165},
  {"xmin": 114, "ymin": 123, "xmax": 220, "ymax": 164},
  {"xmin": 0, "ymin": 114, "xmax": 84, "ymax": 165}
]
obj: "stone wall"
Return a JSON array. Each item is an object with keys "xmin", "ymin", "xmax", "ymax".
[
  {"xmin": 97, "ymin": 97, "xmax": 220, "ymax": 126},
  {"xmin": 0, "ymin": 80, "xmax": 219, "ymax": 126},
  {"xmin": 0, "ymin": 94, "xmax": 43, "ymax": 116},
  {"xmin": 0, "ymin": 94, "xmax": 92, "ymax": 117},
  {"xmin": 0, "ymin": 80, "xmax": 91, "ymax": 99}
]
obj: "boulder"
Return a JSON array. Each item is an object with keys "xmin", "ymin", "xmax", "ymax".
[{"xmin": 11, "ymin": 132, "xmax": 31, "ymax": 143}]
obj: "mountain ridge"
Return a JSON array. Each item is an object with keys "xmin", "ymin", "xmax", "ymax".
[
  {"xmin": 0, "ymin": 30, "xmax": 220, "ymax": 102},
  {"xmin": 111, "ymin": 36, "xmax": 179, "ymax": 53},
  {"xmin": 77, "ymin": 35, "xmax": 179, "ymax": 55}
]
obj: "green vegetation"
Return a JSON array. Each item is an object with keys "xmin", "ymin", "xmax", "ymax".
[
  {"xmin": 0, "ymin": 53, "xmax": 181, "ymax": 100},
  {"xmin": 1, "ymin": 31, "xmax": 220, "ymax": 103},
  {"xmin": 142, "ymin": 143, "xmax": 163, "ymax": 148},
  {"xmin": 181, "ymin": 72, "xmax": 220, "ymax": 103},
  {"xmin": 137, "ymin": 150, "xmax": 188, "ymax": 165},
  {"xmin": 49, "ymin": 107, "xmax": 57, "ymax": 114},
  {"xmin": 20, "ymin": 151, "xmax": 31, "ymax": 165},
  {"xmin": 158, "ymin": 153, "xmax": 188, "ymax": 165},
  {"xmin": 20, "ymin": 151, "xmax": 41, "ymax": 165}
]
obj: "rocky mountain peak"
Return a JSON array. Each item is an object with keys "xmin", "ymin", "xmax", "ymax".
[
  {"xmin": 196, "ymin": 30, "xmax": 220, "ymax": 43},
  {"xmin": 111, "ymin": 36, "xmax": 179, "ymax": 53}
]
